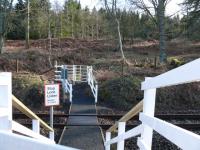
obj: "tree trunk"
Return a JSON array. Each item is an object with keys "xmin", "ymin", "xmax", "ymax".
[
  {"xmin": 116, "ymin": 18, "xmax": 125, "ymax": 60},
  {"xmin": 158, "ymin": 0, "xmax": 166, "ymax": 63},
  {"xmin": 26, "ymin": 0, "xmax": 30, "ymax": 49},
  {"xmin": 71, "ymin": 13, "xmax": 74, "ymax": 38},
  {"xmin": 0, "ymin": 35, "xmax": 4, "ymax": 54},
  {"xmin": 48, "ymin": 4, "xmax": 52, "ymax": 68},
  {"xmin": 96, "ymin": 14, "xmax": 99, "ymax": 40}
]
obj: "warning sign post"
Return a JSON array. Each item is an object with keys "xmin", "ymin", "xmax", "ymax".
[{"xmin": 45, "ymin": 84, "xmax": 60, "ymax": 107}]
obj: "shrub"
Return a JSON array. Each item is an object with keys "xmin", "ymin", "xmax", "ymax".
[
  {"xmin": 12, "ymin": 74, "xmax": 44, "ymax": 109},
  {"xmin": 99, "ymin": 76, "xmax": 143, "ymax": 110}
]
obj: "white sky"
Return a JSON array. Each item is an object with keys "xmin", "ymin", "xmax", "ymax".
[
  {"xmin": 13, "ymin": 0, "xmax": 184, "ymax": 16},
  {"xmin": 51, "ymin": 0, "xmax": 184, "ymax": 16}
]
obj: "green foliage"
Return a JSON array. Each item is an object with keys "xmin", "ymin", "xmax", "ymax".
[
  {"xmin": 99, "ymin": 77, "xmax": 143, "ymax": 110},
  {"xmin": 167, "ymin": 57, "xmax": 185, "ymax": 68},
  {"xmin": 7, "ymin": 0, "xmax": 26, "ymax": 39},
  {"xmin": 182, "ymin": 0, "xmax": 200, "ymax": 40},
  {"xmin": 4, "ymin": 0, "xmax": 200, "ymax": 41},
  {"xmin": 0, "ymin": 0, "xmax": 13, "ymax": 53},
  {"xmin": 12, "ymin": 74, "xmax": 44, "ymax": 108}
]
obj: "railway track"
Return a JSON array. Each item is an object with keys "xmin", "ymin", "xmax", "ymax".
[
  {"xmin": 13, "ymin": 112, "xmax": 200, "ymax": 120},
  {"xmin": 13, "ymin": 113, "xmax": 200, "ymax": 130}
]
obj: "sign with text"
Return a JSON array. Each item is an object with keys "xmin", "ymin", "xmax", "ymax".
[{"xmin": 45, "ymin": 84, "xmax": 60, "ymax": 106}]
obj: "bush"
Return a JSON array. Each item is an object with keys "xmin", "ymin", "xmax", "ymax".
[
  {"xmin": 24, "ymin": 84, "xmax": 44, "ymax": 108},
  {"xmin": 99, "ymin": 76, "xmax": 143, "ymax": 110},
  {"xmin": 167, "ymin": 57, "xmax": 185, "ymax": 68},
  {"xmin": 12, "ymin": 74, "xmax": 44, "ymax": 109}
]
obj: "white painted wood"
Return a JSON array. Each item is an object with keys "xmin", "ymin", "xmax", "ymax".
[
  {"xmin": 0, "ymin": 73, "xmax": 12, "ymax": 131},
  {"xmin": 0, "ymin": 108, "xmax": 8, "ymax": 117},
  {"xmin": 137, "ymin": 137, "xmax": 150, "ymax": 150},
  {"xmin": 142, "ymin": 58, "xmax": 200, "ymax": 90},
  {"xmin": 95, "ymin": 84, "xmax": 98, "ymax": 103},
  {"xmin": 105, "ymin": 125, "xmax": 142, "ymax": 146},
  {"xmin": 105, "ymin": 132, "xmax": 111, "ymax": 150},
  {"xmin": 0, "ymin": 130, "xmax": 78, "ymax": 150},
  {"xmin": 139, "ymin": 78, "xmax": 156, "ymax": 149},
  {"xmin": 12, "ymin": 121, "xmax": 54, "ymax": 144},
  {"xmin": 32, "ymin": 120, "xmax": 40, "ymax": 134},
  {"xmin": 140, "ymin": 113, "xmax": 200, "ymax": 150},
  {"xmin": 49, "ymin": 131, "xmax": 54, "ymax": 141},
  {"xmin": 62, "ymin": 79, "xmax": 73, "ymax": 103},
  {"xmin": 70, "ymin": 84, "xmax": 72, "ymax": 103},
  {"xmin": 87, "ymin": 66, "xmax": 98, "ymax": 103},
  {"xmin": 73, "ymin": 66, "xmax": 76, "ymax": 81},
  {"xmin": 117, "ymin": 122, "xmax": 126, "ymax": 150},
  {"xmin": 55, "ymin": 79, "xmax": 62, "ymax": 81}
]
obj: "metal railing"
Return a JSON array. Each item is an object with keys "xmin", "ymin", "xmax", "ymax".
[
  {"xmin": 54, "ymin": 64, "xmax": 98, "ymax": 103},
  {"xmin": 105, "ymin": 58, "xmax": 200, "ymax": 150},
  {"xmin": 0, "ymin": 72, "xmax": 77, "ymax": 150}
]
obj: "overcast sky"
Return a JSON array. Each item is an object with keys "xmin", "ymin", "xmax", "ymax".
[
  {"xmin": 52, "ymin": 0, "xmax": 184, "ymax": 16},
  {"xmin": 13, "ymin": 0, "xmax": 184, "ymax": 16}
]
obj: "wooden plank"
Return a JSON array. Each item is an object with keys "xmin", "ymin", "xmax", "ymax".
[
  {"xmin": 142, "ymin": 58, "xmax": 200, "ymax": 90},
  {"xmin": 12, "ymin": 95, "xmax": 53, "ymax": 132},
  {"xmin": 107, "ymin": 100, "xmax": 143, "ymax": 132},
  {"xmin": 140, "ymin": 113, "xmax": 200, "ymax": 150}
]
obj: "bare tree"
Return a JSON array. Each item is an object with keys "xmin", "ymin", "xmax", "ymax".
[
  {"xmin": 25, "ymin": 0, "xmax": 30, "ymax": 49},
  {"xmin": 52, "ymin": 0, "xmax": 63, "ymax": 52},
  {"xmin": 0, "ymin": 0, "xmax": 13, "ymax": 54},
  {"xmin": 130, "ymin": 0, "xmax": 171, "ymax": 63},
  {"xmin": 104, "ymin": 0, "xmax": 126, "ymax": 62},
  {"xmin": 47, "ymin": 0, "xmax": 52, "ymax": 67}
]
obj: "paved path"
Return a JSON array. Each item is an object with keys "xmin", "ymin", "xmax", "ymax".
[{"xmin": 59, "ymin": 83, "xmax": 104, "ymax": 150}]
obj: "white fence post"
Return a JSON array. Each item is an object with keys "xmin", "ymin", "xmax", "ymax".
[
  {"xmin": 32, "ymin": 119, "xmax": 40, "ymax": 134},
  {"xmin": 87, "ymin": 66, "xmax": 90, "ymax": 84},
  {"xmin": 73, "ymin": 65, "xmax": 76, "ymax": 82},
  {"xmin": 0, "ymin": 73, "xmax": 12, "ymax": 131},
  {"xmin": 70, "ymin": 84, "xmax": 73, "ymax": 103},
  {"xmin": 117, "ymin": 122, "xmax": 126, "ymax": 150},
  {"xmin": 95, "ymin": 84, "xmax": 98, "ymax": 103},
  {"xmin": 105, "ymin": 132, "xmax": 111, "ymax": 150},
  {"xmin": 49, "ymin": 131, "xmax": 54, "ymax": 141},
  {"xmin": 138, "ymin": 77, "xmax": 156, "ymax": 149}
]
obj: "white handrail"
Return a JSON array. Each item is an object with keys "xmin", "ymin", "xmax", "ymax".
[
  {"xmin": 105, "ymin": 58, "xmax": 200, "ymax": 150},
  {"xmin": 0, "ymin": 131, "xmax": 78, "ymax": 150},
  {"xmin": 87, "ymin": 66, "xmax": 98, "ymax": 103},
  {"xmin": 141, "ymin": 58, "xmax": 200, "ymax": 90},
  {"xmin": 55, "ymin": 64, "xmax": 98, "ymax": 103},
  {"xmin": 63, "ymin": 79, "xmax": 73, "ymax": 103},
  {"xmin": 105, "ymin": 125, "xmax": 142, "ymax": 146},
  {"xmin": 140, "ymin": 113, "xmax": 200, "ymax": 150},
  {"xmin": 0, "ymin": 72, "xmax": 76, "ymax": 150}
]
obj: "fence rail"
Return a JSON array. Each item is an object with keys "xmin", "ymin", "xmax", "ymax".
[
  {"xmin": 0, "ymin": 72, "xmax": 76, "ymax": 150},
  {"xmin": 107, "ymin": 100, "xmax": 143, "ymax": 132},
  {"xmin": 54, "ymin": 64, "xmax": 98, "ymax": 103},
  {"xmin": 105, "ymin": 58, "xmax": 200, "ymax": 150},
  {"xmin": 12, "ymin": 95, "xmax": 53, "ymax": 132},
  {"xmin": 87, "ymin": 66, "xmax": 98, "ymax": 103}
]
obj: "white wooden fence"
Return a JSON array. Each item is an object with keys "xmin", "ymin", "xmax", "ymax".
[
  {"xmin": 105, "ymin": 58, "xmax": 200, "ymax": 150},
  {"xmin": 87, "ymin": 66, "xmax": 98, "ymax": 103},
  {"xmin": 0, "ymin": 72, "xmax": 77, "ymax": 150},
  {"xmin": 54, "ymin": 64, "xmax": 98, "ymax": 103}
]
